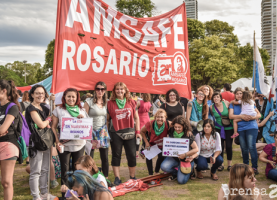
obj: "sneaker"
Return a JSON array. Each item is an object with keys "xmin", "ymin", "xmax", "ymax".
[
  {"xmin": 130, "ymin": 176, "xmax": 137, "ymax": 180},
  {"xmin": 40, "ymin": 193, "xmax": 57, "ymax": 200},
  {"xmin": 114, "ymin": 177, "xmax": 122, "ymax": 185},
  {"xmin": 50, "ymin": 180, "xmax": 59, "ymax": 189},
  {"xmin": 253, "ymin": 168, "xmax": 259, "ymax": 175}
]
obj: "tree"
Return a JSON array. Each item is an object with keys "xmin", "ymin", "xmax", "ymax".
[
  {"xmin": 236, "ymin": 43, "xmax": 270, "ymax": 78},
  {"xmin": 189, "ymin": 35, "xmax": 239, "ymax": 90},
  {"xmin": 5, "ymin": 61, "xmax": 41, "ymax": 85},
  {"xmin": 205, "ymin": 20, "xmax": 240, "ymax": 47},
  {"xmin": 187, "ymin": 18, "xmax": 205, "ymax": 44},
  {"xmin": 0, "ymin": 65, "xmax": 26, "ymax": 86},
  {"xmin": 43, "ymin": 39, "xmax": 55, "ymax": 77},
  {"xmin": 116, "ymin": 0, "xmax": 156, "ymax": 17}
]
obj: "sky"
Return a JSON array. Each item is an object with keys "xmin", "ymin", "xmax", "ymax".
[{"xmin": 0, "ymin": 0, "xmax": 263, "ymax": 66}]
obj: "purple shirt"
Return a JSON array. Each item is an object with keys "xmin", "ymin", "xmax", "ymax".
[{"xmin": 263, "ymin": 143, "xmax": 276, "ymax": 178}]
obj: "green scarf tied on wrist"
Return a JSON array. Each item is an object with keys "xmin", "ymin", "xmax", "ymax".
[
  {"xmin": 65, "ymin": 104, "xmax": 80, "ymax": 117},
  {"xmin": 154, "ymin": 121, "xmax": 165, "ymax": 136},
  {"xmin": 173, "ymin": 131, "xmax": 185, "ymax": 138},
  {"xmin": 115, "ymin": 98, "xmax": 126, "ymax": 109}
]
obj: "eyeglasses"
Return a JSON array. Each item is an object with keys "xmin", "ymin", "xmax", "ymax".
[
  {"xmin": 169, "ymin": 94, "xmax": 176, "ymax": 97},
  {"xmin": 198, "ymin": 93, "xmax": 205, "ymax": 96},
  {"xmin": 34, "ymin": 92, "xmax": 45, "ymax": 96},
  {"xmin": 258, "ymin": 95, "xmax": 263, "ymax": 97},
  {"xmin": 96, "ymin": 88, "xmax": 105, "ymax": 91}
]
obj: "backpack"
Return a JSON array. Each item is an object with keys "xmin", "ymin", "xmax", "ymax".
[{"xmin": 5, "ymin": 102, "xmax": 30, "ymax": 159}]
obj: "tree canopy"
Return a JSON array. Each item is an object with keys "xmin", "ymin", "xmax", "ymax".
[{"xmin": 116, "ymin": 0, "xmax": 156, "ymax": 17}]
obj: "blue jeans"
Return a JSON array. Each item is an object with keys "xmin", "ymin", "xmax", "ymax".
[
  {"xmin": 161, "ymin": 157, "xmax": 194, "ymax": 184},
  {"xmin": 194, "ymin": 154, "xmax": 223, "ymax": 174},
  {"xmin": 268, "ymin": 169, "xmax": 277, "ymax": 182},
  {"xmin": 238, "ymin": 129, "xmax": 258, "ymax": 169}
]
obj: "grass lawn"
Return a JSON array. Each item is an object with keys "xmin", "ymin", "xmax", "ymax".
[{"xmin": 0, "ymin": 144, "xmax": 276, "ymax": 200}]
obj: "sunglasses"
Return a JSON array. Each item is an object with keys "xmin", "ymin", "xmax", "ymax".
[
  {"xmin": 258, "ymin": 95, "xmax": 263, "ymax": 97},
  {"xmin": 96, "ymin": 88, "xmax": 105, "ymax": 91}
]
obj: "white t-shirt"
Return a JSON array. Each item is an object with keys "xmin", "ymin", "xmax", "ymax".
[
  {"xmin": 96, "ymin": 174, "xmax": 108, "ymax": 188},
  {"xmin": 152, "ymin": 99, "xmax": 160, "ymax": 115},
  {"xmin": 52, "ymin": 106, "xmax": 89, "ymax": 152},
  {"xmin": 195, "ymin": 132, "xmax": 222, "ymax": 158},
  {"xmin": 238, "ymin": 100, "xmax": 256, "ymax": 116}
]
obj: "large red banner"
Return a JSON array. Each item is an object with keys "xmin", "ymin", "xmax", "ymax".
[{"xmin": 51, "ymin": 0, "xmax": 191, "ymax": 98}]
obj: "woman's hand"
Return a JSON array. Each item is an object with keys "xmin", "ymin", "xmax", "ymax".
[
  {"xmin": 56, "ymin": 142, "xmax": 62, "ymax": 152},
  {"xmin": 61, "ymin": 184, "xmax": 69, "ymax": 193},
  {"xmin": 210, "ymin": 156, "xmax": 215, "ymax": 165},
  {"xmin": 83, "ymin": 194, "xmax": 89, "ymax": 200},
  {"xmin": 268, "ymin": 160, "xmax": 276, "ymax": 169},
  {"xmin": 178, "ymin": 153, "xmax": 186, "ymax": 160},
  {"xmin": 269, "ymin": 111, "xmax": 275, "ymax": 117},
  {"xmin": 0, "ymin": 131, "xmax": 8, "ymax": 137},
  {"xmin": 77, "ymin": 114, "xmax": 84, "ymax": 119},
  {"xmin": 241, "ymin": 115, "xmax": 252, "ymax": 121},
  {"xmin": 136, "ymin": 133, "xmax": 142, "ymax": 141},
  {"xmin": 145, "ymin": 142, "xmax": 150, "ymax": 150},
  {"xmin": 185, "ymin": 156, "xmax": 193, "ymax": 162}
]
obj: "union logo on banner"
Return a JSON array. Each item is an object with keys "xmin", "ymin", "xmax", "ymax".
[{"xmin": 152, "ymin": 52, "xmax": 188, "ymax": 86}]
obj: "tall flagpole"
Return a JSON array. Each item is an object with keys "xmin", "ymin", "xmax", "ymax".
[{"xmin": 254, "ymin": 31, "xmax": 256, "ymax": 93}]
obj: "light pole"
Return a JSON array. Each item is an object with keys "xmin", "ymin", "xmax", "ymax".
[{"xmin": 23, "ymin": 60, "xmax": 27, "ymax": 83}]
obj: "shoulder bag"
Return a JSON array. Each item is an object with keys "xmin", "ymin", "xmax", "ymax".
[{"xmin": 213, "ymin": 104, "xmax": 231, "ymax": 127}]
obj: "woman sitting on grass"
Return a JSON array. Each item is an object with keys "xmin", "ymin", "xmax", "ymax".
[
  {"xmin": 195, "ymin": 119, "xmax": 223, "ymax": 180},
  {"xmin": 66, "ymin": 170, "xmax": 113, "ymax": 200},
  {"xmin": 161, "ymin": 116, "xmax": 198, "ymax": 184},
  {"xmin": 218, "ymin": 164, "xmax": 261, "ymax": 200},
  {"xmin": 61, "ymin": 155, "xmax": 109, "ymax": 195}
]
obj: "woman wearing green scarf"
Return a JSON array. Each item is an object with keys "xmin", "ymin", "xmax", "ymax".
[
  {"xmin": 140, "ymin": 109, "xmax": 171, "ymax": 176},
  {"xmin": 186, "ymin": 88, "xmax": 209, "ymax": 136},
  {"xmin": 51, "ymin": 88, "xmax": 88, "ymax": 193},
  {"xmin": 161, "ymin": 116, "xmax": 199, "ymax": 184},
  {"xmin": 107, "ymin": 82, "xmax": 141, "ymax": 186}
]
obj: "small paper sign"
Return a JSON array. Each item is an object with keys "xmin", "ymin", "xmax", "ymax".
[{"xmin": 162, "ymin": 137, "xmax": 190, "ymax": 157}]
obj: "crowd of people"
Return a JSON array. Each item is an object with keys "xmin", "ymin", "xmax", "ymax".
[{"xmin": 0, "ymin": 79, "xmax": 276, "ymax": 200}]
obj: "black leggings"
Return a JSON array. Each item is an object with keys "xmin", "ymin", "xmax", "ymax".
[
  {"xmin": 110, "ymin": 132, "xmax": 136, "ymax": 167},
  {"xmin": 90, "ymin": 148, "xmax": 109, "ymax": 177},
  {"xmin": 58, "ymin": 146, "xmax": 85, "ymax": 185},
  {"xmin": 216, "ymin": 128, "xmax": 234, "ymax": 161},
  {"xmin": 146, "ymin": 152, "xmax": 164, "ymax": 175}
]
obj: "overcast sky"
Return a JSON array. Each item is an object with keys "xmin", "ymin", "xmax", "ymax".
[{"xmin": 0, "ymin": 0, "xmax": 263, "ymax": 66}]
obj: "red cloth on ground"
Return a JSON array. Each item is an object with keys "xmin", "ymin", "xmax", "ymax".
[{"xmin": 109, "ymin": 179, "xmax": 149, "ymax": 197}]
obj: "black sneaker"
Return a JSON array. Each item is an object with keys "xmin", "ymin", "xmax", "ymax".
[
  {"xmin": 114, "ymin": 177, "xmax": 122, "ymax": 185},
  {"xmin": 130, "ymin": 176, "xmax": 137, "ymax": 180},
  {"xmin": 253, "ymin": 168, "xmax": 259, "ymax": 175}
]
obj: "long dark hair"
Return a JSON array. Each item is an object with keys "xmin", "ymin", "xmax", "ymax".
[
  {"xmin": 196, "ymin": 88, "xmax": 208, "ymax": 120},
  {"xmin": 153, "ymin": 94, "xmax": 160, "ymax": 103},
  {"xmin": 171, "ymin": 115, "xmax": 192, "ymax": 137},
  {"xmin": 60, "ymin": 88, "xmax": 82, "ymax": 110},
  {"xmin": 0, "ymin": 80, "xmax": 19, "ymax": 109},
  {"xmin": 29, "ymin": 85, "xmax": 48, "ymax": 103},
  {"xmin": 93, "ymin": 81, "xmax": 107, "ymax": 106},
  {"xmin": 201, "ymin": 119, "xmax": 216, "ymax": 140}
]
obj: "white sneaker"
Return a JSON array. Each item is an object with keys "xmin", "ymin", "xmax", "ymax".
[{"xmin": 40, "ymin": 193, "xmax": 57, "ymax": 200}]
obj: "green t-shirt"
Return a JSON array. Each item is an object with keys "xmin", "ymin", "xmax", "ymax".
[{"xmin": 212, "ymin": 102, "xmax": 233, "ymax": 130}]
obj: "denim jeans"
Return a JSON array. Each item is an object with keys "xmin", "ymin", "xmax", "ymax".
[
  {"xmin": 161, "ymin": 157, "xmax": 194, "ymax": 184},
  {"xmin": 268, "ymin": 169, "xmax": 277, "ymax": 182},
  {"xmin": 238, "ymin": 129, "xmax": 258, "ymax": 169},
  {"xmin": 194, "ymin": 154, "xmax": 223, "ymax": 174},
  {"xmin": 29, "ymin": 149, "xmax": 50, "ymax": 200}
]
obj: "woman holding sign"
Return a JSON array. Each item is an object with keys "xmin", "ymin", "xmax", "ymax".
[
  {"xmin": 140, "ymin": 109, "xmax": 170, "ymax": 176},
  {"xmin": 161, "ymin": 116, "xmax": 198, "ymax": 184},
  {"xmin": 186, "ymin": 88, "xmax": 209, "ymax": 136},
  {"xmin": 51, "ymin": 88, "xmax": 88, "ymax": 189},
  {"xmin": 194, "ymin": 119, "xmax": 223, "ymax": 180},
  {"xmin": 84, "ymin": 82, "xmax": 110, "ymax": 180},
  {"xmin": 107, "ymin": 82, "xmax": 141, "ymax": 185}
]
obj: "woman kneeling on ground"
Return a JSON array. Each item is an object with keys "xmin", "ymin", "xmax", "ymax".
[
  {"xmin": 66, "ymin": 170, "xmax": 113, "ymax": 200},
  {"xmin": 218, "ymin": 164, "xmax": 261, "ymax": 200},
  {"xmin": 141, "ymin": 109, "xmax": 171, "ymax": 175},
  {"xmin": 195, "ymin": 119, "xmax": 223, "ymax": 180},
  {"xmin": 259, "ymin": 132, "xmax": 277, "ymax": 182},
  {"xmin": 161, "ymin": 116, "xmax": 198, "ymax": 184}
]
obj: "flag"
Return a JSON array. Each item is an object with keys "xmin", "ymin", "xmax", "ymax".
[
  {"xmin": 252, "ymin": 39, "xmax": 270, "ymax": 96},
  {"xmin": 16, "ymin": 75, "xmax": 53, "ymax": 93},
  {"xmin": 269, "ymin": 52, "xmax": 277, "ymax": 102}
]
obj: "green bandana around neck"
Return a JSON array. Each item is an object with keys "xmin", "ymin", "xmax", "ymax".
[
  {"xmin": 92, "ymin": 171, "xmax": 110, "ymax": 184},
  {"xmin": 173, "ymin": 131, "xmax": 185, "ymax": 138},
  {"xmin": 194, "ymin": 100, "xmax": 203, "ymax": 113},
  {"xmin": 65, "ymin": 104, "xmax": 80, "ymax": 117},
  {"xmin": 115, "ymin": 98, "xmax": 126, "ymax": 109},
  {"xmin": 154, "ymin": 121, "xmax": 165, "ymax": 136}
]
